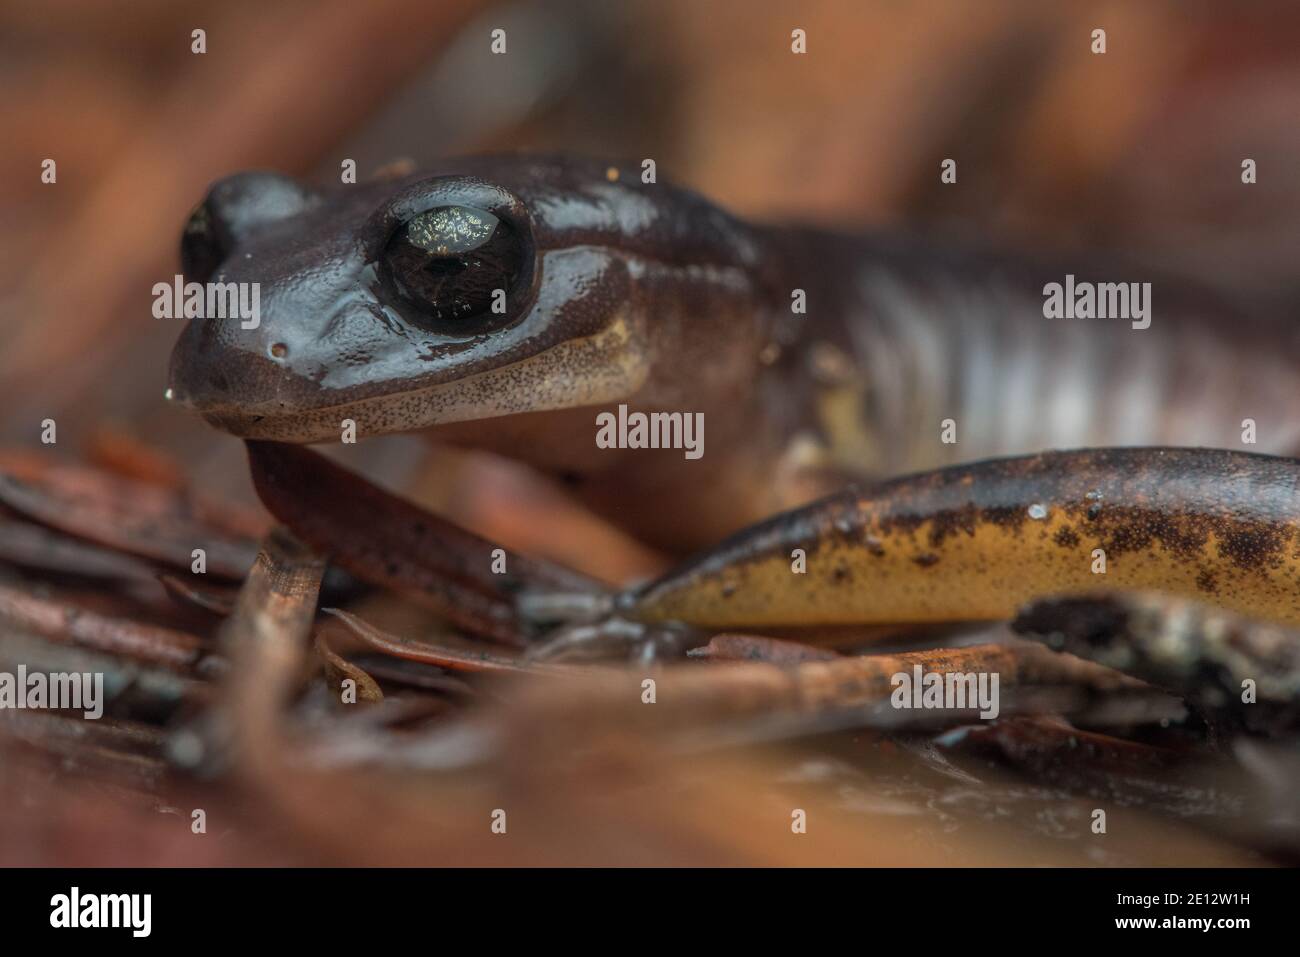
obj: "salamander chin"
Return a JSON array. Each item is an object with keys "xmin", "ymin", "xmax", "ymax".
[{"xmin": 183, "ymin": 316, "xmax": 651, "ymax": 443}]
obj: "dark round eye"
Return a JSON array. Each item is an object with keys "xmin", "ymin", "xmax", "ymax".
[
  {"xmin": 180, "ymin": 201, "xmax": 229, "ymax": 283},
  {"xmin": 379, "ymin": 205, "xmax": 525, "ymax": 330}
]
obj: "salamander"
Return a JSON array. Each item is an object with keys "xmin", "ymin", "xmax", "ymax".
[
  {"xmin": 167, "ymin": 155, "xmax": 1300, "ymax": 639},
  {"xmin": 166, "ymin": 155, "xmax": 1300, "ymax": 554}
]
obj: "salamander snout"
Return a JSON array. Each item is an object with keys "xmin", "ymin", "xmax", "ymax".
[{"xmin": 165, "ymin": 171, "xmax": 361, "ymax": 436}]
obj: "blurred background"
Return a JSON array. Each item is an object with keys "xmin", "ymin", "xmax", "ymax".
[{"xmin": 1, "ymin": 0, "xmax": 1298, "ymax": 866}]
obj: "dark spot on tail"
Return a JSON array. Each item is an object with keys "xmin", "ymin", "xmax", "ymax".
[
  {"xmin": 980, "ymin": 505, "xmax": 1024, "ymax": 529},
  {"xmin": 928, "ymin": 503, "xmax": 979, "ymax": 547},
  {"xmin": 1218, "ymin": 522, "xmax": 1288, "ymax": 570}
]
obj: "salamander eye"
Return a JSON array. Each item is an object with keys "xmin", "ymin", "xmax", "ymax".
[
  {"xmin": 379, "ymin": 205, "xmax": 525, "ymax": 331},
  {"xmin": 180, "ymin": 201, "xmax": 229, "ymax": 283}
]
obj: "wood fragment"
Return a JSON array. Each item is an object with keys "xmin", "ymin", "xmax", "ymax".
[
  {"xmin": 211, "ymin": 526, "xmax": 325, "ymax": 779},
  {"xmin": 0, "ymin": 582, "xmax": 204, "ymax": 669},
  {"xmin": 323, "ymin": 608, "xmax": 574, "ymax": 675},
  {"xmin": 688, "ymin": 632, "xmax": 842, "ymax": 663},
  {"xmin": 0, "ymin": 464, "xmax": 262, "ymax": 579},
  {"xmin": 0, "ymin": 517, "xmax": 160, "ymax": 582},
  {"xmin": 314, "ymin": 633, "xmax": 384, "ymax": 704}
]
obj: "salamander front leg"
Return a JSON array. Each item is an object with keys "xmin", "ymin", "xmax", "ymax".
[{"xmin": 244, "ymin": 440, "xmax": 611, "ymax": 648}]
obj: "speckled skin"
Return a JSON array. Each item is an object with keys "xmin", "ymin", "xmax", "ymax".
[
  {"xmin": 627, "ymin": 448, "xmax": 1300, "ymax": 628},
  {"xmin": 168, "ymin": 155, "xmax": 1298, "ymax": 551}
]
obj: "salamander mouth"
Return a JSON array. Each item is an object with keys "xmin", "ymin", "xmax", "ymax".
[
  {"xmin": 175, "ymin": 314, "xmax": 651, "ymax": 443},
  {"xmin": 191, "ymin": 407, "xmax": 316, "ymax": 442}
]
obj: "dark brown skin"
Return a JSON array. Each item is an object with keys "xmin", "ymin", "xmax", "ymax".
[
  {"xmin": 168, "ymin": 156, "xmax": 777, "ymax": 547},
  {"xmin": 167, "ymin": 155, "xmax": 1300, "ymax": 552}
]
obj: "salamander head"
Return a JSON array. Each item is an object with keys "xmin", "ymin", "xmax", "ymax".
[{"xmin": 166, "ymin": 155, "xmax": 765, "ymax": 442}]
